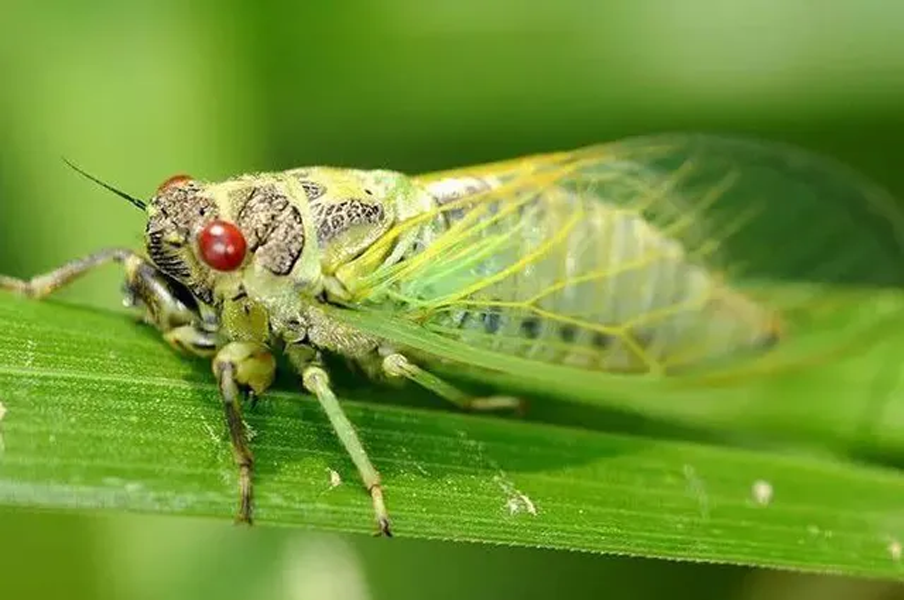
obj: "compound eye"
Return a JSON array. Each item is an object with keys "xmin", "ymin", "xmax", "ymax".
[
  {"xmin": 157, "ymin": 174, "xmax": 193, "ymax": 194},
  {"xmin": 197, "ymin": 220, "xmax": 247, "ymax": 272}
]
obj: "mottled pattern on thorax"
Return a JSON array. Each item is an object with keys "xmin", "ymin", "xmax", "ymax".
[
  {"xmin": 312, "ymin": 199, "xmax": 385, "ymax": 246},
  {"xmin": 233, "ymin": 184, "xmax": 305, "ymax": 276},
  {"xmin": 285, "ymin": 167, "xmax": 399, "ymax": 271}
]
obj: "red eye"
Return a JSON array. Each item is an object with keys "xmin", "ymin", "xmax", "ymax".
[
  {"xmin": 157, "ymin": 174, "xmax": 193, "ymax": 194},
  {"xmin": 197, "ymin": 220, "xmax": 247, "ymax": 272}
]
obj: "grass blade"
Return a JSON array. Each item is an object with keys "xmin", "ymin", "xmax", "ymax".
[{"xmin": 0, "ymin": 292, "xmax": 903, "ymax": 580}]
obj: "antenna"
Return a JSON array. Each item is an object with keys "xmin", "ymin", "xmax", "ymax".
[{"xmin": 62, "ymin": 158, "xmax": 147, "ymax": 211}]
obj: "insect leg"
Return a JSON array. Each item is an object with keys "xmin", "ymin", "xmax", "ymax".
[
  {"xmin": 286, "ymin": 346, "xmax": 392, "ymax": 537},
  {"xmin": 0, "ymin": 249, "xmax": 200, "ymax": 333},
  {"xmin": 0, "ymin": 248, "xmax": 136, "ymax": 298},
  {"xmin": 211, "ymin": 342, "xmax": 277, "ymax": 525},
  {"xmin": 382, "ymin": 353, "xmax": 524, "ymax": 413},
  {"xmin": 164, "ymin": 325, "xmax": 219, "ymax": 358}
]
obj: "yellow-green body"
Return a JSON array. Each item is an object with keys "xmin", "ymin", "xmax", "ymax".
[{"xmin": 152, "ymin": 152, "xmax": 779, "ymax": 379}]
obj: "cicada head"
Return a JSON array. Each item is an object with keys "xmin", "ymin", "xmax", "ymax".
[
  {"xmin": 144, "ymin": 175, "xmax": 235, "ymax": 305},
  {"xmin": 146, "ymin": 172, "xmax": 325, "ymax": 311},
  {"xmin": 60, "ymin": 160, "xmax": 238, "ymax": 305}
]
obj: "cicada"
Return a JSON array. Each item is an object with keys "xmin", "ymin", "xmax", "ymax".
[{"xmin": 3, "ymin": 134, "xmax": 903, "ymax": 536}]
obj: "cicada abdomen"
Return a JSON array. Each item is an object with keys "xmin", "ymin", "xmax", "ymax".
[
  {"xmin": 341, "ymin": 135, "xmax": 904, "ymax": 377},
  {"xmin": 415, "ymin": 177, "xmax": 778, "ymax": 373}
]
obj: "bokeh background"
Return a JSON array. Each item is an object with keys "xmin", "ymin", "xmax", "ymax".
[{"xmin": 3, "ymin": 0, "xmax": 904, "ymax": 598}]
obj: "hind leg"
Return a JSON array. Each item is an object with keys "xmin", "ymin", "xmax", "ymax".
[
  {"xmin": 286, "ymin": 345, "xmax": 392, "ymax": 537},
  {"xmin": 381, "ymin": 353, "xmax": 525, "ymax": 413}
]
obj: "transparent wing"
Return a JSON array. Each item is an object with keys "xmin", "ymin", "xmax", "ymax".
[
  {"xmin": 413, "ymin": 134, "xmax": 904, "ymax": 286},
  {"xmin": 330, "ymin": 133, "xmax": 904, "ymax": 381}
]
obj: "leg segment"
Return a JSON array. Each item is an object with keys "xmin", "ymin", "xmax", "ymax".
[
  {"xmin": 382, "ymin": 353, "xmax": 524, "ymax": 413},
  {"xmin": 0, "ymin": 248, "xmax": 199, "ymax": 335},
  {"xmin": 286, "ymin": 346, "xmax": 391, "ymax": 537},
  {"xmin": 212, "ymin": 342, "xmax": 277, "ymax": 525},
  {"xmin": 0, "ymin": 248, "xmax": 134, "ymax": 299},
  {"xmin": 165, "ymin": 325, "xmax": 219, "ymax": 359}
]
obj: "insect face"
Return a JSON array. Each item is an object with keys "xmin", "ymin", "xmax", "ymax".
[{"xmin": 145, "ymin": 175, "xmax": 238, "ymax": 303}]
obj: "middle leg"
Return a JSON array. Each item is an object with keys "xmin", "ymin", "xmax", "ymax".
[{"xmin": 286, "ymin": 345, "xmax": 392, "ymax": 537}]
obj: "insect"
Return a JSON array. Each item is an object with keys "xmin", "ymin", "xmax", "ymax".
[{"xmin": 2, "ymin": 133, "xmax": 903, "ymax": 536}]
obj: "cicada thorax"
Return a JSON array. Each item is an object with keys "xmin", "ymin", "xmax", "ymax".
[
  {"xmin": 353, "ymin": 169, "xmax": 783, "ymax": 375},
  {"xmin": 231, "ymin": 183, "xmax": 306, "ymax": 277},
  {"xmin": 144, "ymin": 164, "xmax": 425, "ymax": 335}
]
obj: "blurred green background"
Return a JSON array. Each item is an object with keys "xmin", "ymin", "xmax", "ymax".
[{"xmin": 3, "ymin": 0, "xmax": 904, "ymax": 598}]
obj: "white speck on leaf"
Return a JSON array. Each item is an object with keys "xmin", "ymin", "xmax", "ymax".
[
  {"xmin": 752, "ymin": 479, "xmax": 773, "ymax": 506},
  {"xmin": 328, "ymin": 468, "xmax": 342, "ymax": 488},
  {"xmin": 494, "ymin": 473, "xmax": 538, "ymax": 517},
  {"xmin": 454, "ymin": 429, "xmax": 539, "ymax": 518},
  {"xmin": 398, "ymin": 445, "xmax": 430, "ymax": 476},
  {"xmin": 199, "ymin": 416, "xmax": 233, "ymax": 484},
  {"xmin": 506, "ymin": 498, "xmax": 520, "ymax": 515},
  {"xmin": 456, "ymin": 431, "xmax": 539, "ymax": 515},
  {"xmin": 200, "ymin": 416, "xmax": 221, "ymax": 444},
  {"xmin": 683, "ymin": 465, "xmax": 710, "ymax": 519},
  {"xmin": 518, "ymin": 492, "xmax": 537, "ymax": 516},
  {"xmin": 23, "ymin": 340, "xmax": 36, "ymax": 368},
  {"xmin": 889, "ymin": 539, "xmax": 902, "ymax": 561},
  {"xmin": 0, "ymin": 401, "xmax": 6, "ymax": 422}
]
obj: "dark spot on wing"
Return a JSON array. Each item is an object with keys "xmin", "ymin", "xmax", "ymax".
[
  {"xmin": 592, "ymin": 332, "xmax": 613, "ymax": 348},
  {"xmin": 520, "ymin": 317, "xmax": 541, "ymax": 339},
  {"xmin": 559, "ymin": 325, "xmax": 577, "ymax": 343},
  {"xmin": 482, "ymin": 310, "xmax": 501, "ymax": 334},
  {"xmin": 446, "ymin": 208, "xmax": 465, "ymax": 223}
]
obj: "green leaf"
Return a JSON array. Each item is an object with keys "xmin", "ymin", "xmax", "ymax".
[{"xmin": 1, "ymin": 291, "xmax": 903, "ymax": 581}]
